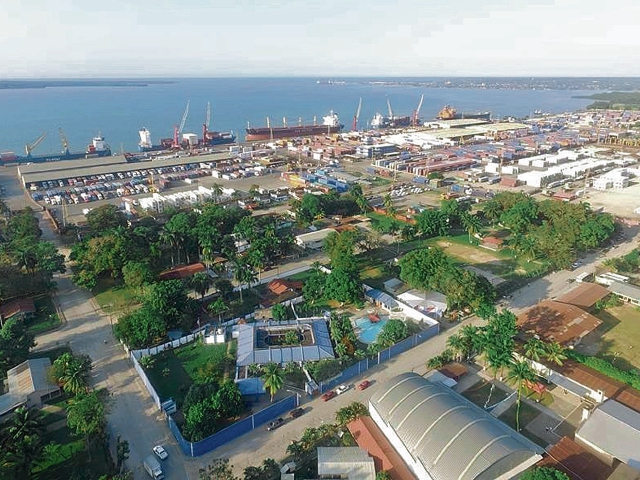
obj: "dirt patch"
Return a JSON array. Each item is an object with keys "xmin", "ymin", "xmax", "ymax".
[{"xmin": 436, "ymin": 241, "xmax": 502, "ymax": 264}]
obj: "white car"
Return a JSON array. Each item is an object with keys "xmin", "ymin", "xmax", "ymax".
[
  {"xmin": 336, "ymin": 384, "xmax": 350, "ymax": 395},
  {"xmin": 152, "ymin": 445, "xmax": 168, "ymax": 460}
]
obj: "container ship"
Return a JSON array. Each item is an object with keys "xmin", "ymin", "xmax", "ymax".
[
  {"xmin": 437, "ymin": 105, "xmax": 491, "ymax": 121},
  {"xmin": 138, "ymin": 125, "xmax": 236, "ymax": 153},
  {"xmin": 0, "ymin": 133, "xmax": 112, "ymax": 164},
  {"xmin": 245, "ymin": 112, "xmax": 343, "ymax": 141}
]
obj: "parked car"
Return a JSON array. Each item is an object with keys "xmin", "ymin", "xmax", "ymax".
[
  {"xmin": 358, "ymin": 380, "xmax": 372, "ymax": 391},
  {"xmin": 336, "ymin": 384, "xmax": 350, "ymax": 395},
  {"xmin": 152, "ymin": 445, "xmax": 168, "ymax": 460},
  {"xmin": 267, "ymin": 418, "xmax": 285, "ymax": 431},
  {"xmin": 321, "ymin": 390, "xmax": 336, "ymax": 402},
  {"xmin": 289, "ymin": 408, "xmax": 305, "ymax": 419}
]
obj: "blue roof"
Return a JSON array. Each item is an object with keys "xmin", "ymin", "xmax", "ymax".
[
  {"xmin": 235, "ymin": 377, "xmax": 266, "ymax": 396},
  {"xmin": 235, "ymin": 319, "xmax": 335, "ymax": 366},
  {"xmin": 365, "ymin": 288, "xmax": 399, "ymax": 310}
]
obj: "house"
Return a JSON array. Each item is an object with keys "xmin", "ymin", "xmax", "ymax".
[
  {"xmin": 556, "ymin": 283, "xmax": 611, "ymax": 310},
  {"xmin": 369, "ymin": 373, "xmax": 543, "ymax": 480},
  {"xmin": 0, "ymin": 297, "xmax": 36, "ymax": 324},
  {"xmin": 516, "ymin": 300, "xmax": 602, "ymax": 347},
  {"xmin": 259, "ymin": 279, "xmax": 304, "ymax": 308},
  {"xmin": 347, "ymin": 416, "xmax": 417, "ymax": 480},
  {"xmin": 364, "ymin": 288, "xmax": 399, "ymax": 312},
  {"xmin": 576, "ymin": 400, "xmax": 640, "ymax": 469},
  {"xmin": 0, "ymin": 358, "xmax": 61, "ymax": 417},
  {"xmin": 294, "ymin": 228, "xmax": 336, "ymax": 250},
  {"xmin": 317, "ymin": 447, "xmax": 376, "ymax": 480},
  {"xmin": 158, "ymin": 262, "xmax": 208, "ymax": 281},
  {"xmin": 609, "ymin": 281, "xmax": 640, "ymax": 306},
  {"xmin": 536, "ymin": 436, "xmax": 615, "ymax": 480},
  {"xmin": 480, "ymin": 235, "xmax": 504, "ymax": 251}
]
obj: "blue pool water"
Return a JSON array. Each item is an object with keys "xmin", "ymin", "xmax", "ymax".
[{"xmin": 354, "ymin": 316, "xmax": 388, "ymax": 344}]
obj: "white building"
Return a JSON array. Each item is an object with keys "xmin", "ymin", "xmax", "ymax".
[{"xmin": 294, "ymin": 228, "xmax": 336, "ymax": 250}]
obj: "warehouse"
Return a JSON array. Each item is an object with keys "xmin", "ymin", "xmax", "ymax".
[{"xmin": 369, "ymin": 373, "xmax": 542, "ymax": 480}]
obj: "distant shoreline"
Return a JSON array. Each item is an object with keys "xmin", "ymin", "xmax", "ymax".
[{"xmin": 0, "ymin": 80, "xmax": 175, "ymax": 90}]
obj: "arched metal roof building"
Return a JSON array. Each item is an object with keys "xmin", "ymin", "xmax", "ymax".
[{"xmin": 369, "ymin": 372, "xmax": 543, "ymax": 480}]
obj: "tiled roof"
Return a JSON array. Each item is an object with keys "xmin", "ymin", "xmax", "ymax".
[
  {"xmin": 537, "ymin": 436, "xmax": 613, "ymax": 480},
  {"xmin": 0, "ymin": 297, "xmax": 36, "ymax": 320},
  {"xmin": 517, "ymin": 300, "xmax": 602, "ymax": 346},
  {"xmin": 556, "ymin": 283, "xmax": 611, "ymax": 309},
  {"xmin": 158, "ymin": 262, "xmax": 206, "ymax": 280}
]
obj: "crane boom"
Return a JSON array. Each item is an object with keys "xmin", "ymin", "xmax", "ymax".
[
  {"xmin": 58, "ymin": 127, "xmax": 70, "ymax": 154},
  {"xmin": 205, "ymin": 102, "xmax": 211, "ymax": 129},
  {"xmin": 387, "ymin": 97, "xmax": 393, "ymax": 118},
  {"xmin": 25, "ymin": 132, "xmax": 47, "ymax": 156},
  {"xmin": 412, "ymin": 94, "xmax": 424, "ymax": 126},
  {"xmin": 352, "ymin": 97, "xmax": 362, "ymax": 131},
  {"xmin": 178, "ymin": 100, "xmax": 190, "ymax": 135}
]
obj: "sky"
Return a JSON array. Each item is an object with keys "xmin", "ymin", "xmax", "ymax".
[{"xmin": 2, "ymin": 0, "xmax": 639, "ymax": 78}]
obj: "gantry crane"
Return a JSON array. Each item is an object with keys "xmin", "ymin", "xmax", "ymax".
[
  {"xmin": 24, "ymin": 132, "xmax": 47, "ymax": 156},
  {"xmin": 173, "ymin": 100, "xmax": 190, "ymax": 148},
  {"xmin": 352, "ymin": 97, "xmax": 362, "ymax": 131},
  {"xmin": 412, "ymin": 94, "xmax": 424, "ymax": 126}
]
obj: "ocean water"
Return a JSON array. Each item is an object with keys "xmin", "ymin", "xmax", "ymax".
[{"xmin": 0, "ymin": 77, "xmax": 597, "ymax": 154}]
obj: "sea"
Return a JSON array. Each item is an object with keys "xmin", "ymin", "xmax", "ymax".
[{"xmin": 0, "ymin": 77, "xmax": 599, "ymax": 155}]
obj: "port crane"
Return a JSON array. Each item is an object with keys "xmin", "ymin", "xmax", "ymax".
[
  {"xmin": 59, "ymin": 127, "xmax": 71, "ymax": 155},
  {"xmin": 387, "ymin": 97, "xmax": 394, "ymax": 119},
  {"xmin": 352, "ymin": 98, "xmax": 362, "ymax": 131},
  {"xmin": 202, "ymin": 102, "xmax": 212, "ymax": 143},
  {"xmin": 25, "ymin": 132, "xmax": 47, "ymax": 156},
  {"xmin": 173, "ymin": 100, "xmax": 190, "ymax": 148},
  {"xmin": 412, "ymin": 94, "xmax": 424, "ymax": 126}
]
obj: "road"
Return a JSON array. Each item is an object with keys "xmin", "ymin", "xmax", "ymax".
[{"xmin": 2, "ymin": 160, "xmax": 637, "ymax": 478}]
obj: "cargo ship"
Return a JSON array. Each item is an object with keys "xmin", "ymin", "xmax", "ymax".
[
  {"xmin": 138, "ymin": 125, "xmax": 235, "ymax": 152},
  {"xmin": 370, "ymin": 112, "xmax": 412, "ymax": 129},
  {"xmin": 0, "ymin": 134, "xmax": 112, "ymax": 164},
  {"xmin": 437, "ymin": 105, "xmax": 491, "ymax": 121},
  {"xmin": 138, "ymin": 128, "xmax": 174, "ymax": 152},
  {"xmin": 245, "ymin": 111, "xmax": 343, "ymax": 141}
]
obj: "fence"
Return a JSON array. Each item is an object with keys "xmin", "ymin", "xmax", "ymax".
[
  {"xmin": 130, "ymin": 352, "xmax": 162, "ymax": 409},
  {"xmin": 319, "ymin": 322, "xmax": 440, "ymax": 393},
  {"xmin": 167, "ymin": 394, "xmax": 298, "ymax": 457}
]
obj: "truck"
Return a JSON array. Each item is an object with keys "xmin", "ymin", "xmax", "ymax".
[{"xmin": 143, "ymin": 455, "xmax": 164, "ymax": 480}]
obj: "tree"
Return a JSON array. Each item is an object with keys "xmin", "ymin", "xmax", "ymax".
[
  {"xmin": 376, "ymin": 319, "xmax": 408, "ymax": 347},
  {"xmin": 114, "ymin": 306, "xmax": 167, "ymax": 349},
  {"xmin": 49, "ymin": 352, "xmax": 92, "ymax": 396},
  {"xmin": 297, "ymin": 194, "xmax": 323, "ymax": 224},
  {"xmin": 460, "ymin": 212, "xmax": 482, "ymax": 244},
  {"xmin": 302, "ymin": 271, "xmax": 326, "ymax": 305},
  {"xmin": 261, "ymin": 363, "xmax": 284, "ymax": 402},
  {"xmin": 271, "ymin": 303, "xmax": 288, "ymax": 321},
  {"xmin": 145, "ymin": 279, "xmax": 191, "ymax": 328},
  {"xmin": 523, "ymin": 338, "xmax": 546, "ymax": 362},
  {"xmin": 211, "ymin": 381, "xmax": 244, "ymax": 419},
  {"xmin": 415, "ymin": 209, "xmax": 449, "ymax": 238},
  {"xmin": 234, "ymin": 263, "xmax": 257, "ymax": 303},
  {"xmin": 0, "ymin": 319, "xmax": 36, "ymax": 378},
  {"xmin": 190, "ymin": 272, "xmax": 213, "ymax": 302},
  {"xmin": 207, "ymin": 297, "xmax": 228, "ymax": 324},
  {"xmin": 324, "ymin": 230, "xmax": 359, "ymax": 273},
  {"xmin": 86, "ymin": 204, "xmax": 127, "ymax": 235},
  {"xmin": 116, "ymin": 436, "xmax": 130, "ymax": 473},
  {"xmin": 243, "ymin": 458, "xmax": 280, "ymax": 480},
  {"xmin": 520, "ymin": 467, "xmax": 570, "ymax": 480},
  {"xmin": 506, "ymin": 360, "xmax": 536, "ymax": 432},
  {"xmin": 199, "ymin": 459, "xmax": 239, "ymax": 480},
  {"xmin": 66, "ymin": 391, "xmax": 106, "ymax": 450},
  {"xmin": 215, "ymin": 279, "xmax": 234, "ymax": 299},
  {"xmin": 335, "ymin": 402, "xmax": 368, "ymax": 426},
  {"xmin": 545, "ymin": 342, "xmax": 567, "ymax": 366},
  {"xmin": 122, "ymin": 261, "xmax": 154, "ymax": 291},
  {"xmin": 324, "ymin": 267, "xmax": 362, "ymax": 305},
  {"xmin": 376, "ymin": 472, "xmax": 393, "ymax": 480},
  {"xmin": 1, "ymin": 406, "xmax": 44, "ymax": 479}
]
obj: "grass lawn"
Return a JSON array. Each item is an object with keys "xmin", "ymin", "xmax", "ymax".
[
  {"xmin": 366, "ymin": 212, "xmax": 411, "ymax": 232},
  {"xmin": 499, "ymin": 401, "xmax": 541, "ymax": 433},
  {"xmin": 368, "ymin": 176, "xmax": 392, "ymax": 187},
  {"xmin": 594, "ymin": 304, "xmax": 640, "ymax": 370},
  {"xmin": 461, "ymin": 380, "xmax": 510, "ymax": 408},
  {"xmin": 26, "ymin": 295, "xmax": 61, "ymax": 335},
  {"xmin": 32, "ymin": 423, "xmax": 111, "ymax": 480},
  {"xmin": 145, "ymin": 340, "xmax": 234, "ymax": 406},
  {"xmin": 358, "ymin": 255, "xmax": 399, "ymax": 291},
  {"xmin": 92, "ymin": 277, "xmax": 141, "ymax": 313}
]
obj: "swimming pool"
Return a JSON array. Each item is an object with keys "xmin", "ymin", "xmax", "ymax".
[{"xmin": 354, "ymin": 316, "xmax": 388, "ymax": 344}]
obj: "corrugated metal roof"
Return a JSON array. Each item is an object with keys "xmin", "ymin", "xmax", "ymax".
[
  {"xmin": 317, "ymin": 447, "xmax": 376, "ymax": 480},
  {"xmin": 576, "ymin": 400, "xmax": 640, "ymax": 466},
  {"xmin": 365, "ymin": 289, "xmax": 399, "ymax": 310},
  {"xmin": 0, "ymin": 358, "xmax": 58, "ymax": 416},
  {"xmin": 610, "ymin": 281, "xmax": 640, "ymax": 301},
  {"xmin": 369, "ymin": 373, "xmax": 542, "ymax": 480},
  {"xmin": 235, "ymin": 319, "xmax": 334, "ymax": 366}
]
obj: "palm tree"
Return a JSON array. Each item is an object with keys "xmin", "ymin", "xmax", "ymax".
[
  {"xmin": 461, "ymin": 213, "xmax": 482, "ymax": 244},
  {"xmin": 261, "ymin": 363, "xmax": 284, "ymax": 402},
  {"xmin": 3, "ymin": 406, "xmax": 43, "ymax": 447},
  {"xmin": 211, "ymin": 183, "xmax": 223, "ymax": 203},
  {"xmin": 190, "ymin": 272, "xmax": 213, "ymax": 302},
  {"xmin": 446, "ymin": 334, "xmax": 467, "ymax": 362},
  {"xmin": 383, "ymin": 194, "xmax": 396, "ymax": 218},
  {"xmin": 523, "ymin": 338, "xmax": 546, "ymax": 362},
  {"xmin": 459, "ymin": 325, "xmax": 485, "ymax": 359},
  {"xmin": 159, "ymin": 229, "xmax": 179, "ymax": 266},
  {"xmin": 545, "ymin": 342, "xmax": 568, "ymax": 366},
  {"xmin": 235, "ymin": 265, "xmax": 257, "ymax": 303},
  {"xmin": 51, "ymin": 352, "xmax": 91, "ymax": 396},
  {"xmin": 207, "ymin": 297, "xmax": 228, "ymax": 325},
  {"xmin": 506, "ymin": 360, "xmax": 536, "ymax": 432}
]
